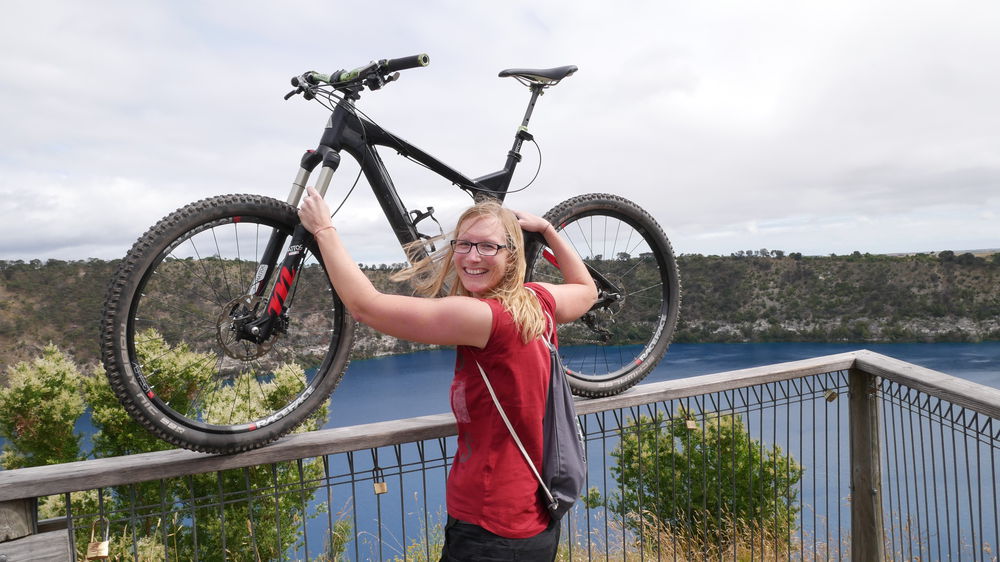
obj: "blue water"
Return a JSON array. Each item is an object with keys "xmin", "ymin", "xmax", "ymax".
[{"xmin": 325, "ymin": 342, "xmax": 1000, "ymax": 429}]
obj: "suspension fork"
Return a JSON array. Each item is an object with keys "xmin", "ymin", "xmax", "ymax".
[
  {"xmin": 237, "ymin": 225, "xmax": 310, "ymax": 343},
  {"xmin": 239, "ymin": 148, "xmax": 341, "ymax": 344}
]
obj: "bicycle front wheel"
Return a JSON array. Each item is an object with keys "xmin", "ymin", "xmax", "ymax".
[
  {"xmin": 525, "ymin": 193, "xmax": 681, "ymax": 397},
  {"xmin": 100, "ymin": 194, "xmax": 354, "ymax": 453}
]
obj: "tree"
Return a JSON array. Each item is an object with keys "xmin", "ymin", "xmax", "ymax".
[
  {"xmin": 0, "ymin": 345, "xmax": 85, "ymax": 468},
  {"xmin": 956, "ymin": 252, "xmax": 981, "ymax": 266},
  {"xmin": 2, "ymin": 338, "xmax": 344, "ymax": 560},
  {"xmin": 607, "ymin": 408, "xmax": 803, "ymax": 551}
]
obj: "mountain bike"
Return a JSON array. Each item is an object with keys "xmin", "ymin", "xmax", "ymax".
[{"xmin": 100, "ymin": 54, "xmax": 681, "ymax": 454}]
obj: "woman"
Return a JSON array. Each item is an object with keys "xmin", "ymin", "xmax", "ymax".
[{"xmin": 298, "ymin": 186, "xmax": 596, "ymax": 560}]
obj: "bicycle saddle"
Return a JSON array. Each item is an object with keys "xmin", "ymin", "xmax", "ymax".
[{"xmin": 499, "ymin": 65, "xmax": 578, "ymax": 85}]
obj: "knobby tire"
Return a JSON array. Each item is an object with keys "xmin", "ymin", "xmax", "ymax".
[
  {"xmin": 100, "ymin": 194, "xmax": 354, "ymax": 454},
  {"xmin": 525, "ymin": 193, "xmax": 681, "ymax": 397}
]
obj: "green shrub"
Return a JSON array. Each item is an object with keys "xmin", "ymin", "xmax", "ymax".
[{"xmin": 606, "ymin": 408, "xmax": 803, "ymax": 550}]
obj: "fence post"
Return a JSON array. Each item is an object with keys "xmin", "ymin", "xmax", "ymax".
[
  {"xmin": 0, "ymin": 498, "xmax": 36, "ymax": 542},
  {"xmin": 849, "ymin": 368, "xmax": 885, "ymax": 561},
  {"xmin": 0, "ymin": 498, "xmax": 70, "ymax": 561}
]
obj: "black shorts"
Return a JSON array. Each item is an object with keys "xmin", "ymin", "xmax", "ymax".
[{"xmin": 439, "ymin": 515, "xmax": 560, "ymax": 561}]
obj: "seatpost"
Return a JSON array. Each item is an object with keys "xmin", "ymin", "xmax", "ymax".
[
  {"xmin": 474, "ymin": 84, "xmax": 545, "ymax": 200},
  {"xmin": 506, "ymin": 85, "xmax": 543, "ymax": 167}
]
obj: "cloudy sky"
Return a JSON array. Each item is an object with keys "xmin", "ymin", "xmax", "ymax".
[{"xmin": 2, "ymin": 1, "xmax": 998, "ymax": 264}]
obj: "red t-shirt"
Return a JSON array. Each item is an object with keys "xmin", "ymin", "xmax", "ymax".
[{"xmin": 446, "ymin": 283, "xmax": 556, "ymax": 538}]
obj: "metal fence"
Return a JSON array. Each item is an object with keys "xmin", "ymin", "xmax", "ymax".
[{"xmin": 1, "ymin": 350, "xmax": 998, "ymax": 561}]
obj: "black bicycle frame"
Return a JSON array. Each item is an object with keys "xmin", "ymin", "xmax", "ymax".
[
  {"xmin": 240, "ymin": 86, "xmax": 543, "ymax": 343},
  {"xmin": 307, "ymin": 85, "xmax": 544, "ymax": 244},
  {"xmin": 242, "ymin": 84, "xmax": 619, "ymax": 344}
]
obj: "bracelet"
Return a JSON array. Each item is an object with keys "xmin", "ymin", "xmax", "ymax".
[{"xmin": 313, "ymin": 225, "xmax": 336, "ymax": 236}]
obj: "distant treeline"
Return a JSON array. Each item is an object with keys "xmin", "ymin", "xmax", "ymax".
[
  {"xmin": 674, "ymin": 250, "xmax": 1000, "ymax": 344},
  {"xmin": 2, "ymin": 250, "xmax": 998, "ymax": 381}
]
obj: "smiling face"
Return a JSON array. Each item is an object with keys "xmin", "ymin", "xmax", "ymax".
[{"xmin": 452, "ymin": 214, "xmax": 511, "ymax": 298}]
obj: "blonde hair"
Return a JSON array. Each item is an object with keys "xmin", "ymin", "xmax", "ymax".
[{"xmin": 392, "ymin": 199, "xmax": 547, "ymax": 343}]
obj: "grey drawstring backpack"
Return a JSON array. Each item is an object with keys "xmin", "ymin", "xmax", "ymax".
[{"xmin": 476, "ymin": 303, "xmax": 587, "ymax": 520}]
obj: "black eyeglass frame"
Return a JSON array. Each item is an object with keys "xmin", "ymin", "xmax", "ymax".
[{"xmin": 449, "ymin": 239, "xmax": 509, "ymax": 256}]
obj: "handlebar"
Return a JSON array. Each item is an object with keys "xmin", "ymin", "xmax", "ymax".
[
  {"xmin": 285, "ymin": 54, "xmax": 430, "ymax": 100},
  {"xmin": 383, "ymin": 54, "xmax": 430, "ymax": 73}
]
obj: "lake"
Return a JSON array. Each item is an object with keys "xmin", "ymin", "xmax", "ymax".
[{"xmin": 324, "ymin": 342, "xmax": 1000, "ymax": 429}]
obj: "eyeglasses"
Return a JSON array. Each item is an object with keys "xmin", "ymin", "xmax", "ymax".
[{"xmin": 450, "ymin": 239, "xmax": 508, "ymax": 256}]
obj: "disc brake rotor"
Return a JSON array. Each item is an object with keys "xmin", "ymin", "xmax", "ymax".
[{"xmin": 217, "ymin": 296, "xmax": 277, "ymax": 361}]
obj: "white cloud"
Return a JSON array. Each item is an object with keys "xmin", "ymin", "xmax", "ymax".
[{"xmin": 1, "ymin": 0, "xmax": 999, "ymax": 263}]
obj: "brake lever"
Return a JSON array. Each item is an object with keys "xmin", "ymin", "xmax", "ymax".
[{"xmin": 285, "ymin": 71, "xmax": 323, "ymax": 101}]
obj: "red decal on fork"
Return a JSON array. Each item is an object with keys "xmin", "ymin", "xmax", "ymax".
[
  {"xmin": 267, "ymin": 266, "xmax": 297, "ymax": 316},
  {"xmin": 543, "ymin": 249, "xmax": 560, "ymax": 268}
]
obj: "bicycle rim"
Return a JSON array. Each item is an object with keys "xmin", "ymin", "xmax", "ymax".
[
  {"xmin": 108, "ymin": 196, "xmax": 350, "ymax": 447},
  {"xmin": 527, "ymin": 194, "xmax": 679, "ymax": 395}
]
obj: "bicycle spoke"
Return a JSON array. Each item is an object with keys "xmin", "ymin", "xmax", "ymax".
[
  {"xmin": 526, "ymin": 195, "xmax": 678, "ymax": 396},
  {"xmin": 105, "ymin": 195, "xmax": 350, "ymax": 451}
]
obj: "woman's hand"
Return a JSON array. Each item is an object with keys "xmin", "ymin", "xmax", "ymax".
[
  {"xmin": 513, "ymin": 208, "xmax": 597, "ymax": 322},
  {"xmin": 512, "ymin": 209, "xmax": 553, "ymax": 235},
  {"xmin": 297, "ymin": 186, "xmax": 334, "ymax": 234}
]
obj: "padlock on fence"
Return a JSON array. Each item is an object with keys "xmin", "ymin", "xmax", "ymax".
[
  {"xmin": 86, "ymin": 517, "xmax": 110, "ymax": 560},
  {"xmin": 373, "ymin": 467, "xmax": 388, "ymax": 495}
]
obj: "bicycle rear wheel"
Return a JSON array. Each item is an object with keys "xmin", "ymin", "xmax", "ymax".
[
  {"xmin": 100, "ymin": 194, "xmax": 354, "ymax": 453},
  {"xmin": 525, "ymin": 193, "xmax": 680, "ymax": 397}
]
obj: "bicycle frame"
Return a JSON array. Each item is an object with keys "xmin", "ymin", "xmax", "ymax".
[
  {"xmin": 241, "ymin": 85, "xmax": 544, "ymax": 343},
  {"xmin": 300, "ymin": 85, "xmax": 544, "ymax": 239}
]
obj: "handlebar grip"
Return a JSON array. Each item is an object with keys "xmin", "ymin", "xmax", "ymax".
[
  {"xmin": 305, "ymin": 71, "xmax": 334, "ymax": 84},
  {"xmin": 382, "ymin": 54, "xmax": 430, "ymax": 73}
]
